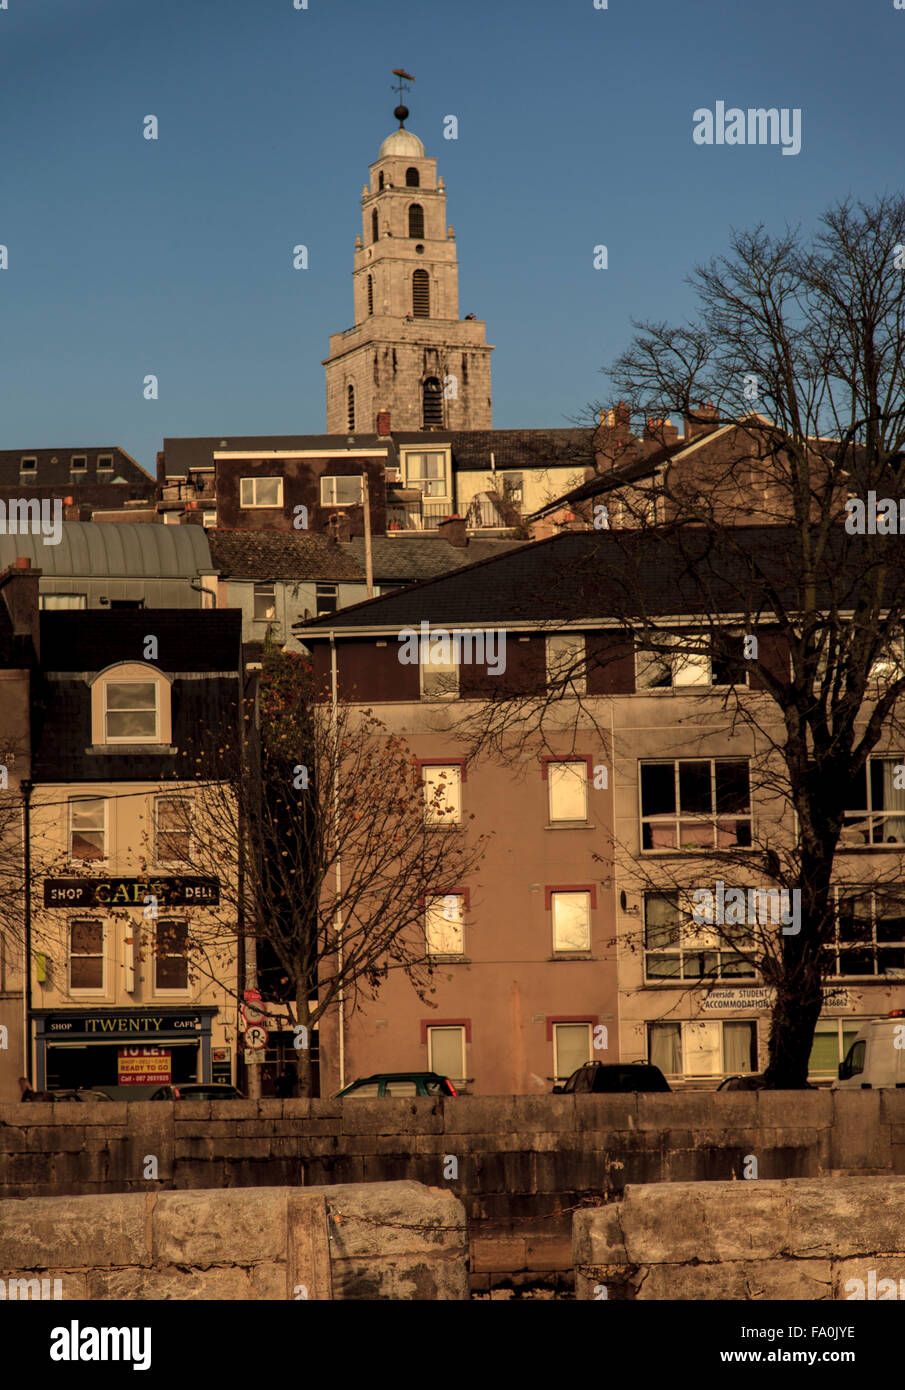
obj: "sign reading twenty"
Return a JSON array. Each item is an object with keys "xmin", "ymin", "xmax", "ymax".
[{"xmin": 43, "ymin": 877, "xmax": 219, "ymax": 908}]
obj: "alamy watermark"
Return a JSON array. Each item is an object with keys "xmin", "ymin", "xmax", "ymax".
[
  {"xmin": 692, "ymin": 880, "xmax": 801, "ymax": 935},
  {"xmin": 693, "ymin": 102, "xmax": 801, "ymax": 156},
  {"xmin": 398, "ymin": 620, "xmax": 507, "ymax": 676},
  {"xmin": 0, "ymin": 498, "xmax": 62, "ymax": 545}
]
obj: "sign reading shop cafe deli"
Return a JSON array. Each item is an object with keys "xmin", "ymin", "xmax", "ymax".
[{"xmin": 43, "ymin": 877, "xmax": 220, "ymax": 908}]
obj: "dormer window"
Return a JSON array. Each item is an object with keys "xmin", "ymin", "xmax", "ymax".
[
  {"xmin": 19, "ymin": 456, "xmax": 37, "ymax": 475},
  {"xmin": 71, "ymin": 455, "xmax": 87, "ymax": 474},
  {"xmin": 97, "ymin": 454, "xmax": 114, "ymax": 473},
  {"xmin": 89, "ymin": 662, "xmax": 173, "ymax": 751}
]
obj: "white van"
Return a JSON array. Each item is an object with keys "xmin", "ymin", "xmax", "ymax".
[{"xmin": 834, "ymin": 1012, "xmax": 905, "ymax": 1088}]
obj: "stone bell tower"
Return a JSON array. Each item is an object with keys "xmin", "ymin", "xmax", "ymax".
[{"xmin": 323, "ymin": 76, "xmax": 493, "ymax": 434}]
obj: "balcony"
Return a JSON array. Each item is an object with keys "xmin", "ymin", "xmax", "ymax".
[{"xmin": 385, "ymin": 488, "xmax": 523, "ymax": 533}]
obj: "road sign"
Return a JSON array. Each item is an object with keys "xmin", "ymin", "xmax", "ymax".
[
  {"xmin": 243, "ymin": 989, "xmax": 262, "ymax": 1002},
  {"xmin": 242, "ymin": 1002, "xmax": 268, "ymax": 1028},
  {"xmin": 245, "ymin": 1024, "xmax": 268, "ymax": 1050},
  {"xmin": 244, "ymin": 1050, "xmax": 264, "ymax": 1065}
]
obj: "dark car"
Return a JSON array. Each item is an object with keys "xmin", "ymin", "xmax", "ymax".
[
  {"xmin": 149, "ymin": 1083, "xmax": 245, "ymax": 1100},
  {"xmin": 717, "ymin": 1073, "xmax": 767, "ymax": 1091},
  {"xmin": 553, "ymin": 1062, "xmax": 671, "ymax": 1094},
  {"xmin": 335, "ymin": 1072, "xmax": 457, "ymax": 1098},
  {"xmin": 41, "ymin": 1088, "xmax": 113, "ymax": 1102}
]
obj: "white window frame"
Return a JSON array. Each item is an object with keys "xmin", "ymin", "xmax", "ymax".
[
  {"xmin": 553, "ymin": 1021, "xmax": 593, "ymax": 1084},
  {"xmin": 419, "ymin": 643, "xmax": 459, "ymax": 701},
  {"xmin": 153, "ymin": 918, "xmax": 190, "ymax": 994},
  {"xmin": 103, "ymin": 679, "xmax": 160, "ymax": 744},
  {"xmin": 155, "ymin": 795, "xmax": 192, "ymax": 866},
  {"xmin": 70, "ymin": 455, "xmax": 87, "ymax": 473},
  {"xmin": 545, "ymin": 634, "xmax": 586, "ymax": 695},
  {"xmin": 648, "ymin": 1018, "xmax": 757, "ymax": 1079},
  {"xmin": 403, "ymin": 450, "xmax": 449, "ymax": 499},
  {"xmin": 19, "ymin": 456, "xmax": 37, "ymax": 473},
  {"xmin": 320, "ymin": 475, "xmax": 362, "ymax": 507},
  {"xmin": 551, "ymin": 890, "xmax": 592, "ymax": 954},
  {"xmin": 40, "ymin": 594, "xmax": 87, "ymax": 611},
  {"xmin": 68, "ymin": 797, "xmax": 107, "ymax": 863},
  {"xmin": 427, "ymin": 1024, "xmax": 466, "ymax": 1081},
  {"xmin": 239, "ymin": 476, "xmax": 284, "ymax": 509},
  {"xmin": 547, "ymin": 761, "xmax": 588, "ymax": 823},
  {"xmin": 253, "ymin": 583, "xmax": 277, "ymax": 622},
  {"xmin": 97, "ymin": 454, "xmax": 114, "ymax": 472},
  {"xmin": 642, "ymin": 890, "xmax": 757, "ymax": 983},
  {"xmin": 639, "ymin": 757, "xmax": 753, "ymax": 852},
  {"xmin": 423, "ymin": 765, "xmax": 462, "ymax": 826},
  {"xmin": 841, "ymin": 756, "xmax": 905, "ymax": 847},
  {"xmin": 425, "ymin": 894, "xmax": 465, "ymax": 957},
  {"xmin": 68, "ymin": 918, "xmax": 106, "ymax": 995}
]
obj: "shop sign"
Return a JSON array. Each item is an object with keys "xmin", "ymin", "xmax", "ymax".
[
  {"xmin": 702, "ymin": 987, "xmax": 774, "ymax": 1011},
  {"xmin": 43, "ymin": 877, "xmax": 219, "ymax": 908},
  {"xmin": 43, "ymin": 1012, "xmax": 203, "ymax": 1035},
  {"xmin": 118, "ymin": 1047, "xmax": 172, "ymax": 1085}
]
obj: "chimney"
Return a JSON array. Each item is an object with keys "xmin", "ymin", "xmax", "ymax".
[
  {"xmin": 376, "ymin": 409, "xmax": 392, "ymax": 436},
  {"xmin": 643, "ymin": 418, "xmax": 680, "ymax": 448},
  {"xmin": 683, "ymin": 401, "xmax": 720, "ymax": 443},
  {"xmin": 438, "ymin": 515, "xmax": 467, "ymax": 548},
  {"xmin": 326, "ymin": 512, "xmax": 352, "ymax": 544},
  {"xmin": 0, "ymin": 558, "xmax": 42, "ymax": 660},
  {"xmin": 594, "ymin": 400, "xmax": 636, "ymax": 470}
]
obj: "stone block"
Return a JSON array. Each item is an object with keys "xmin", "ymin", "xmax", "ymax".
[
  {"xmin": 637, "ymin": 1258, "xmax": 833, "ymax": 1301},
  {"xmin": 785, "ymin": 1178, "xmax": 905, "ymax": 1258},
  {"xmin": 441, "ymin": 1096, "xmax": 517, "ymax": 1135},
  {"xmin": 287, "ymin": 1192, "xmax": 333, "ymax": 1300},
  {"xmin": 471, "ymin": 1237, "xmax": 527, "ymax": 1272},
  {"xmin": 341, "ymin": 1099, "xmax": 444, "ymax": 1136},
  {"xmin": 87, "ymin": 1266, "xmax": 253, "ymax": 1300},
  {"xmin": 152, "ymin": 1188, "xmax": 287, "ymax": 1266},
  {"xmin": 832, "ymin": 1255, "xmax": 905, "ymax": 1299},
  {"xmin": 0, "ymin": 1192, "xmax": 151, "ymax": 1268}
]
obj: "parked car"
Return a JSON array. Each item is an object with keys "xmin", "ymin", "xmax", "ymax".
[
  {"xmin": 149, "ymin": 1083, "xmax": 245, "ymax": 1100},
  {"xmin": 552, "ymin": 1062, "xmax": 671, "ymax": 1094},
  {"xmin": 334, "ymin": 1072, "xmax": 457, "ymax": 1098},
  {"xmin": 40, "ymin": 1088, "xmax": 113, "ymax": 1102},
  {"xmin": 717, "ymin": 1074, "xmax": 767, "ymax": 1091},
  {"xmin": 835, "ymin": 1011, "xmax": 905, "ymax": 1088}
]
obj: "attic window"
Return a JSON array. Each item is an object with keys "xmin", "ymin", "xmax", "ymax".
[
  {"xmin": 71, "ymin": 455, "xmax": 87, "ymax": 473},
  {"xmin": 19, "ymin": 457, "xmax": 36, "ymax": 473},
  {"xmin": 97, "ymin": 455, "xmax": 114, "ymax": 472}
]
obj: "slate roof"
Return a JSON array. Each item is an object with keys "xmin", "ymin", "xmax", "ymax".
[
  {"xmin": 340, "ymin": 536, "xmax": 525, "ymax": 584},
  {"xmin": 40, "ymin": 609, "xmax": 243, "ymax": 673},
  {"xmin": 162, "ymin": 435, "xmax": 398, "ymax": 479},
  {"xmin": 444, "ymin": 428, "xmax": 596, "ymax": 473},
  {"xmin": 208, "ymin": 529, "xmax": 363, "ymax": 582},
  {"xmin": 0, "ymin": 447, "xmax": 153, "ymax": 489},
  {"xmin": 294, "ymin": 526, "xmax": 903, "ymax": 634}
]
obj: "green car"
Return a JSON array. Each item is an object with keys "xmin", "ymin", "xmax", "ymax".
[{"xmin": 334, "ymin": 1071, "xmax": 457, "ymax": 1098}]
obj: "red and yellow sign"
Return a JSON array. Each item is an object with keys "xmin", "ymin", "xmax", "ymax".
[{"xmin": 118, "ymin": 1047, "xmax": 172, "ymax": 1085}]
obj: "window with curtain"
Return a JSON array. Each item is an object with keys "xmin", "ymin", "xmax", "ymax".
[{"xmin": 842, "ymin": 756, "xmax": 905, "ymax": 845}]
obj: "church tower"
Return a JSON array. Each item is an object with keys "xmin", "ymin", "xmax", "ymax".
[{"xmin": 324, "ymin": 81, "xmax": 493, "ymax": 434}]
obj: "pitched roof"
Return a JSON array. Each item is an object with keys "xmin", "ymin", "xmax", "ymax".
[
  {"xmin": 340, "ymin": 536, "xmax": 525, "ymax": 583},
  {"xmin": 445, "ymin": 429, "xmax": 595, "ymax": 473},
  {"xmin": 0, "ymin": 447, "xmax": 153, "ymax": 489},
  {"xmin": 208, "ymin": 529, "xmax": 364, "ymax": 581},
  {"xmin": 162, "ymin": 435, "xmax": 397, "ymax": 479}
]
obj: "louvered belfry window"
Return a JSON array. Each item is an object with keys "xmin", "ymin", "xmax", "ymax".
[
  {"xmin": 347, "ymin": 385, "xmax": 356, "ymax": 432},
  {"xmin": 408, "ymin": 203, "xmax": 424, "ymax": 238},
  {"xmin": 372, "ymin": 209, "xmax": 379, "ymax": 243},
  {"xmin": 422, "ymin": 377, "xmax": 443, "ymax": 429},
  {"xmin": 412, "ymin": 270, "xmax": 430, "ymax": 317},
  {"xmin": 367, "ymin": 274, "xmax": 373, "ymax": 315}
]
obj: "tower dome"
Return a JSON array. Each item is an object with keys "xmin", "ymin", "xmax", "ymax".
[{"xmin": 378, "ymin": 127, "xmax": 425, "ymax": 158}]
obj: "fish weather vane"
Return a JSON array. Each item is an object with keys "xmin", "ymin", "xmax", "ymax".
[{"xmin": 391, "ymin": 68, "xmax": 415, "ymax": 127}]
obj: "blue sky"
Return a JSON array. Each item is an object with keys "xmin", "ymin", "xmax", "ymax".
[{"xmin": 1, "ymin": 0, "xmax": 902, "ymax": 477}]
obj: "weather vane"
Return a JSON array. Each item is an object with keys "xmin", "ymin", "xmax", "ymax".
[{"xmin": 391, "ymin": 68, "xmax": 415, "ymax": 127}]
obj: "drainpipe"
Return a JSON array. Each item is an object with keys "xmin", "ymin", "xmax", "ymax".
[
  {"xmin": 21, "ymin": 779, "xmax": 32, "ymax": 1084},
  {"xmin": 330, "ymin": 633, "xmax": 345, "ymax": 1090},
  {"xmin": 362, "ymin": 474, "xmax": 374, "ymax": 599}
]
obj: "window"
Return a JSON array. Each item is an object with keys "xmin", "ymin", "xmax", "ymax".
[
  {"xmin": 156, "ymin": 796, "xmax": 191, "ymax": 864},
  {"xmin": 69, "ymin": 798, "xmax": 106, "ymax": 861},
  {"xmin": 40, "ymin": 594, "xmax": 87, "ymax": 610},
  {"xmin": 809, "ymin": 1020, "xmax": 865, "ymax": 1077},
  {"xmin": 546, "ymin": 635, "xmax": 586, "ymax": 695},
  {"xmin": 412, "ymin": 269, "xmax": 430, "ymax": 317},
  {"xmin": 548, "ymin": 762, "xmax": 588, "ymax": 822},
  {"xmin": 825, "ymin": 889, "xmax": 905, "ymax": 977},
  {"xmin": 840, "ymin": 1038, "xmax": 866, "ymax": 1079},
  {"xmin": 19, "ymin": 456, "xmax": 36, "ymax": 473},
  {"xmin": 155, "ymin": 920, "xmax": 189, "ymax": 992},
  {"xmin": 378, "ymin": 172, "xmax": 385, "ymax": 191},
  {"xmin": 239, "ymin": 476, "xmax": 283, "ymax": 508},
  {"xmin": 643, "ymin": 891, "xmax": 755, "ymax": 981},
  {"xmin": 427, "ymin": 1025, "xmax": 465, "ymax": 1083},
  {"xmin": 500, "ymin": 472, "xmax": 523, "ymax": 505},
  {"xmin": 320, "ymin": 475, "xmax": 362, "ymax": 507},
  {"xmin": 69, "ymin": 920, "xmax": 104, "ymax": 992},
  {"xmin": 202, "ymin": 511, "xmax": 217, "ymax": 528},
  {"xmin": 551, "ymin": 891, "xmax": 591, "ymax": 953},
  {"xmin": 553, "ymin": 1022, "xmax": 592, "ymax": 1084},
  {"xmin": 842, "ymin": 757, "xmax": 905, "ymax": 846},
  {"xmin": 408, "ymin": 203, "xmax": 424, "ymax": 238},
  {"xmin": 636, "ymin": 633, "xmax": 741, "ymax": 689},
  {"xmin": 253, "ymin": 584, "xmax": 276, "ymax": 622},
  {"xmin": 405, "ymin": 166, "xmax": 420, "ymax": 188},
  {"xmin": 422, "ymin": 377, "xmax": 442, "ymax": 428},
  {"xmin": 347, "ymin": 384, "xmax": 356, "ymax": 432},
  {"xmin": 404, "ymin": 451, "xmax": 447, "ymax": 498},
  {"xmin": 367, "ymin": 274, "xmax": 373, "ymax": 315},
  {"xmin": 71, "ymin": 455, "xmax": 87, "ymax": 473},
  {"xmin": 648, "ymin": 1019, "xmax": 757, "ymax": 1078},
  {"xmin": 104, "ymin": 680, "xmax": 158, "ymax": 742},
  {"xmin": 372, "ymin": 209, "xmax": 379, "ymax": 243},
  {"xmin": 425, "ymin": 894, "xmax": 465, "ymax": 956},
  {"xmin": 315, "ymin": 583, "xmax": 338, "ymax": 617},
  {"xmin": 420, "ymin": 641, "xmax": 459, "ymax": 700},
  {"xmin": 423, "ymin": 765, "xmax": 462, "ymax": 826},
  {"xmin": 97, "ymin": 454, "xmax": 114, "ymax": 473},
  {"xmin": 640, "ymin": 758, "xmax": 752, "ymax": 850}
]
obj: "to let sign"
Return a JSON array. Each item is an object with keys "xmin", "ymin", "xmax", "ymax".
[{"xmin": 118, "ymin": 1047, "xmax": 172, "ymax": 1085}]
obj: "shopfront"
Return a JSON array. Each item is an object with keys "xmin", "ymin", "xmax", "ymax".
[{"xmin": 31, "ymin": 1007, "xmax": 220, "ymax": 1090}]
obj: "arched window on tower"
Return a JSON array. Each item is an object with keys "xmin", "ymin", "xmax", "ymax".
[
  {"xmin": 371, "ymin": 209, "xmax": 379, "ymax": 243},
  {"xmin": 405, "ymin": 167, "xmax": 420, "ymax": 188},
  {"xmin": 378, "ymin": 172, "xmax": 385, "ymax": 191},
  {"xmin": 367, "ymin": 274, "xmax": 373, "ymax": 315},
  {"xmin": 412, "ymin": 269, "xmax": 430, "ymax": 317},
  {"xmin": 422, "ymin": 377, "xmax": 443, "ymax": 430},
  {"xmin": 408, "ymin": 204, "xmax": 424, "ymax": 239},
  {"xmin": 347, "ymin": 384, "xmax": 356, "ymax": 432}
]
